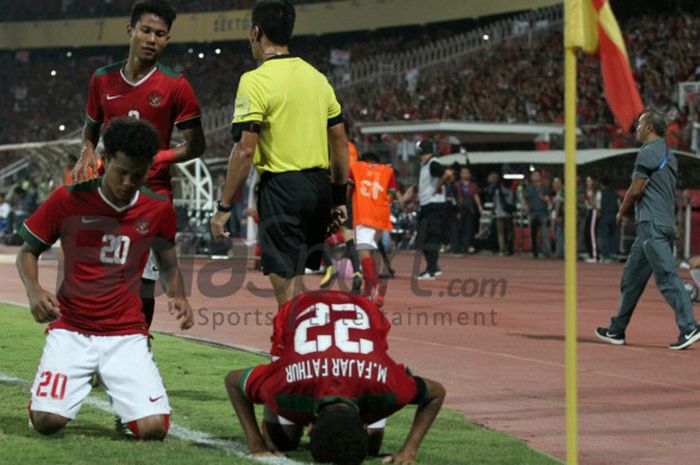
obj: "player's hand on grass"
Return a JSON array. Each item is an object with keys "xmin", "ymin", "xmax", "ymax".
[
  {"xmin": 28, "ymin": 287, "xmax": 60, "ymax": 323},
  {"xmin": 381, "ymin": 452, "xmax": 417, "ymax": 465},
  {"xmin": 329, "ymin": 205, "xmax": 348, "ymax": 234},
  {"xmin": 211, "ymin": 211, "xmax": 232, "ymax": 241},
  {"xmin": 73, "ymin": 149, "xmax": 98, "ymax": 182},
  {"xmin": 169, "ymin": 298, "xmax": 194, "ymax": 330}
]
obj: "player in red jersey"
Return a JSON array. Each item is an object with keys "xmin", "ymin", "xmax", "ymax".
[
  {"xmin": 73, "ymin": 0, "xmax": 205, "ymax": 327},
  {"xmin": 17, "ymin": 118, "xmax": 194, "ymax": 440},
  {"xmin": 224, "ymin": 291, "xmax": 445, "ymax": 464}
]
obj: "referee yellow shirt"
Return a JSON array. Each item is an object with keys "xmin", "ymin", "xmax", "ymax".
[{"xmin": 232, "ymin": 56, "xmax": 343, "ymax": 173}]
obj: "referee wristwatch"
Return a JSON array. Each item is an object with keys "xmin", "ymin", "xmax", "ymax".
[{"xmin": 216, "ymin": 200, "xmax": 234, "ymax": 213}]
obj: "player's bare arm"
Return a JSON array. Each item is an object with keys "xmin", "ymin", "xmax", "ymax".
[
  {"xmin": 154, "ymin": 246, "xmax": 193, "ymax": 330},
  {"xmin": 616, "ymin": 177, "xmax": 646, "ymax": 225},
  {"xmin": 211, "ymin": 130, "xmax": 257, "ymax": 240},
  {"xmin": 162, "ymin": 124, "xmax": 206, "ymax": 164},
  {"xmin": 328, "ymin": 122, "xmax": 349, "ymax": 229},
  {"xmin": 74, "ymin": 123, "xmax": 101, "ymax": 181},
  {"xmin": 382, "ymin": 377, "xmax": 446, "ymax": 465},
  {"xmin": 224, "ymin": 369, "xmax": 282, "ymax": 457},
  {"xmin": 16, "ymin": 243, "xmax": 60, "ymax": 323}
]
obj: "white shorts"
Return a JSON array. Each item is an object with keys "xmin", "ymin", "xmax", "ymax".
[
  {"xmin": 141, "ymin": 249, "xmax": 160, "ymax": 281},
  {"xmin": 354, "ymin": 225, "xmax": 380, "ymax": 250},
  {"xmin": 30, "ymin": 329, "xmax": 170, "ymax": 423}
]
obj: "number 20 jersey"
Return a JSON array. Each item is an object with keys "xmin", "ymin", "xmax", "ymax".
[
  {"xmin": 18, "ymin": 179, "xmax": 176, "ymax": 336},
  {"xmin": 243, "ymin": 291, "xmax": 425, "ymax": 425}
]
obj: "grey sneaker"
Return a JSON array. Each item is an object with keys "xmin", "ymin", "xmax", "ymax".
[
  {"xmin": 595, "ymin": 327, "xmax": 625, "ymax": 345},
  {"xmin": 669, "ymin": 327, "xmax": 700, "ymax": 350}
]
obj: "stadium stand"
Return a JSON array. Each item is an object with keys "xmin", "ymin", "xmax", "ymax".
[{"xmin": 0, "ymin": 0, "xmax": 333, "ymax": 22}]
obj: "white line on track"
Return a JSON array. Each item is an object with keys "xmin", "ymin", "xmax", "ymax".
[{"xmin": 0, "ymin": 372, "xmax": 304, "ymax": 465}]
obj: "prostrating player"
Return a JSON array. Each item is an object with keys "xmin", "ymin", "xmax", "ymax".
[
  {"xmin": 73, "ymin": 0, "xmax": 205, "ymax": 327},
  {"xmin": 17, "ymin": 118, "xmax": 194, "ymax": 439},
  {"xmin": 348, "ymin": 153, "xmax": 399, "ymax": 307},
  {"xmin": 224, "ymin": 290, "xmax": 445, "ymax": 464}
]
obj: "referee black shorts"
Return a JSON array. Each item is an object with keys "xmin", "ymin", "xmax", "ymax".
[{"xmin": 257, "ymin": 168, "xmax": 331, "ymax": 278}]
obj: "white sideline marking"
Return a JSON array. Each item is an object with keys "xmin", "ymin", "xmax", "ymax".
[{"xmin": 0, "ymin": 373, "xmax": 304, "ymax": 465}]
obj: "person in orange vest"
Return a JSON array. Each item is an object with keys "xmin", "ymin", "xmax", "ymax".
[{"xmin": 347, "ymin": 152, "xmax": 401, "ymax": 306}]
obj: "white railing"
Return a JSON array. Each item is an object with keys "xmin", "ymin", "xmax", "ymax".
[{"xmin": 330, "ymin": 5, "xmax": 562, "ymax": 90}]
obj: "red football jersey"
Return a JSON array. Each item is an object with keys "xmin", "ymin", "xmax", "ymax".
[
  {"xmin": 243, "ymin": 291, "xmax": 423, "ymax": 425},
  {"xmin": 85, "ymin": 61, "xmax": 201, "ymax": 195},
  {"xmin": 18, "ymin": 179, "xmax": 176, "ymax": 336}
]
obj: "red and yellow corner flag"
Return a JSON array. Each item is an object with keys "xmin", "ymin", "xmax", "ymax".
[{"xmin": 565, "ymin": 0, "xmax": 643, "ymax": 131}]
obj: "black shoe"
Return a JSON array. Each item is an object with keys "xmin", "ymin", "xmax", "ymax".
[
  {"xmin": 669, "ymin": 326, "xmax": 700, "ymax": 350},
  {"xmin": 115, "ymin": 416, "xmax": 133, "ymax": 437},
  {"xmin": 594, "ymin": 327, "xmax": 625, "ymax": 345}
]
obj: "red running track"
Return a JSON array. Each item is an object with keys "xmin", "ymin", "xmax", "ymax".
[{"xmin": 2, "ymin": 248, "xmax": 699, "ymax": 465}]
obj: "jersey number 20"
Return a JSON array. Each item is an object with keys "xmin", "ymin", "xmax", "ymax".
[
  {"xmin": 100, "ymin": 234, "xmax": 131, "ymax": 265},
  {"xmin": 295, "ymin": 303, "xmax": 374, "ymax": 355}
]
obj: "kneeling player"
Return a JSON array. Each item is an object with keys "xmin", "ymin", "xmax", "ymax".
[
  {"xmin": 16, "ymin": 118, "xmax": 194, "ymax": 439},
  {"xmin": 224, "ymin": 290, "xmax": 445, "ymax": 464}
]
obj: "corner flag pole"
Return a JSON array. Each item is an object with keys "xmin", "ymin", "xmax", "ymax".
[{"xmin": 564, "ymin": 45, "xmax": 579, "ymax": 465}]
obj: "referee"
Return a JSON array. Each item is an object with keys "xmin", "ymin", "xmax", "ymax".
[{"xmin": 211, "ymin": 0, "xmax": 349, "ymax": 305}]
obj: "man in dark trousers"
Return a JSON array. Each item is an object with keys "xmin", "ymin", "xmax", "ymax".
[
  {"xmin": 595, "ymin": 109, "xmax": 700, "ymax": 350},
  {"xmin": 414, "ymin": 140, "xmax": 453, "ymax": 280}
]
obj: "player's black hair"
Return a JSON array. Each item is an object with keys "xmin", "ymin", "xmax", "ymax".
[
  {"xmin": 310, "ymin": 403, "xmax": 368, "ymax": 465},
  {"xmin": 360, "ymin": 152, "xmax": 380, "ymax": 163},
  {"xmin": 251, "ymin": 0, "xmax": 295, "ymax": 46},
  {"xmin": 130, "ymin": 0, "xmax": 177, "ymax": 30},
  {"xmin": 103, "ymin": 117, "xmax": 160, "ymax": 163}
]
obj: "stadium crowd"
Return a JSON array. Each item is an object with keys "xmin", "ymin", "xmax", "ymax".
[
  {"xmin": 0, "ymin": 0, "xmax": 332, "ymax": 21},
  {"xmin": 3, "ymin": 8, "xmax": 700, "ymax": 150},
  {"xmin": 2, "ymin": 4, "xmax": 700, "ymax": 262}
]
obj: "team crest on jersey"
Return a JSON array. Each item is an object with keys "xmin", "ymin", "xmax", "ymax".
[
  {"xmin": 135, "ymin": 219, "xmax": 150, "ymax": 235},
  {"xmin": 147, "ymin": 92, "xmax": 164, "ymax": 107}
]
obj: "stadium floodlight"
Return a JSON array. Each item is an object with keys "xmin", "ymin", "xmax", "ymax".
[
  {"xmin": 59, "ymin": 125, "xmax": 65, "ymax": 131},
  {"xmin": 215, "ymin": 48, "xmax": 221, "ymax": 55},
  {"xmin": 503, "ymin": 173, "xmax": 525, "ymax": 180},
  {"xmin": 482, "ymin": 34, "xmax": 490, "ymax": 41},
  {"xmin": 198, "ymin": 52, "xmax": 205, "ymax": 59},
  {"xmin": 50, "ymin": 70, "xmax": 57, "ymax": 76},
  {"xmin": 188, "ymin": 48, "xmax": 194, "ymax": 54},
  {"xmin": 66, "ymin": 51, "xmax": 72, "ymax": 58}
]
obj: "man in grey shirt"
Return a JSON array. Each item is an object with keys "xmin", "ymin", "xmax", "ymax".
[{"xmin": 596, "ymin": 109, "xmax": 700, "ymax": 350}]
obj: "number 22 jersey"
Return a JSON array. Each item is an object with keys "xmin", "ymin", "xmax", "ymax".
[
  {"xmin": 18, "ymin": 179, "xmax": 176, "ymax": 336},
  {"xmin": 242, "ymin": 291, "xmax": 426, "ymax": 425}
]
